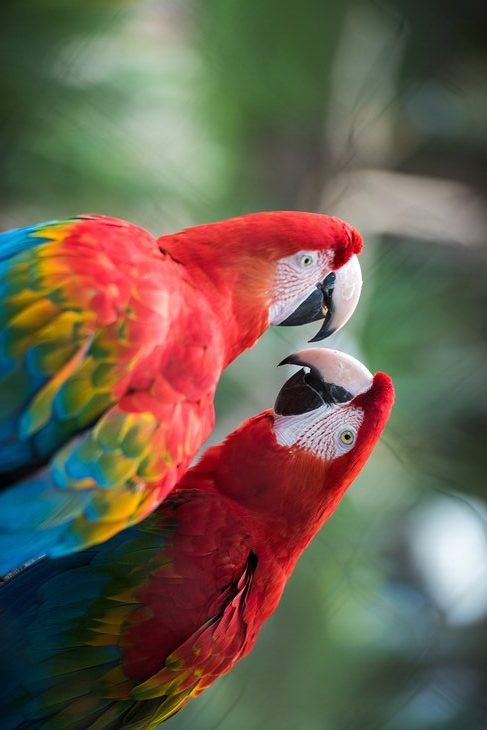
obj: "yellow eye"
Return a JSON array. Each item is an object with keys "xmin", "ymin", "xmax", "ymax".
[
  {"xmin": 298, "ymin": 253, "xmax": 314, "ymax": 268},
  {"xmin": 339, "ymin": 430, "xmax": 355, "ymax": 446}
]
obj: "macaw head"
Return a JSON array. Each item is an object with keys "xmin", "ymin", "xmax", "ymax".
[
  {"xmin": 273, "ymin": 348, "xmax": 394, "ymax": 489},
  {"xmin": 262, "ymin": 213, "xmax": 363, "ymax": 343},
  {"xmin": 162, "ymin": 212, "xmax": 363, "ymax": 347},
  {"xmin": 208, "ymin": 347, "xmax": 393, "ymax": 554}
]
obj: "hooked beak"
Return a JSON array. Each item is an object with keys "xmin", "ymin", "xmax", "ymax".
[
  {"xmin": 278, "ymin": 254, "xmax": 362, "ymax": 342},
  {"xmin": 275, "ymin": 347, "xmax": 373, "ymax": 416}
]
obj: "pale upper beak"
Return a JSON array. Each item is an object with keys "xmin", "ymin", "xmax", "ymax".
[
  {"xmin": 320, "ymin": 254, "xmax": 363, "ymax": 341},
  {"xmin": 275, "ymin": 348, "xmax": 373, "ymax": 415}
]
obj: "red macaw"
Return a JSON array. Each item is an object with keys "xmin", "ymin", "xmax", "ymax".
[
  {"xmin": 0, "ymin": 348, "xmax": 394, "ymax": 728},
  {"xmin": 0, "ymin": 212, "xmax": 363, "ymax": 571}
]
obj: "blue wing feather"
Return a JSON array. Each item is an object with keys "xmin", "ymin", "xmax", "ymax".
[{"xmin": 0, "ymin": 220, "xmax": 68, "ymax": 261}]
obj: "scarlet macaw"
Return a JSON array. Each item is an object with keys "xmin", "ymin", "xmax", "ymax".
[
  {"xmin": 0, "ymin": 348, "xmax": 393, "ymax": 727},
  {"xmin": 0, "ymin": 212, "xmax": 363, "ymax": 570}
]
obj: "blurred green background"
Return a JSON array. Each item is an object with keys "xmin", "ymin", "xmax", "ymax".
[{"xmin": 1, "ymin": 1, "xmax": 486, "ymax": 728}]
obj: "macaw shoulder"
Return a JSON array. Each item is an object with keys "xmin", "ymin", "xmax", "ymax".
[
  {"xmin": 0, "ymin": 214, "xmax": 159, "ymax": 263},
  {"xmin": 57, "ymin": 216, "xmax": 185, "ymax": 307},
  {"xmin": 72, "ymin": 217, "xmax": 198, "ymax": 347},
  {"xmin": 123, "ymin": 274, "xmax": 229, "ymax": 409},
  {"xmin": 0, "ymin": 214, "xmax": 185, "ymax": 329},
  {"xmin": 68, "ymin": 216, "xmax": 226, "ymax": 345},
  {"xmin": 58, "ymin": 214, "xmax": 161, "ymax": 264}
]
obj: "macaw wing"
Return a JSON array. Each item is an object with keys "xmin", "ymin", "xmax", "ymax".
[
  {"xmin": 0, "ymin": 511, "xmax": 171, "ymax": 730},
  {"xmin": 128, "ymin": 551, "xmax": 256, "ymax": 727},
  {"xmin": 0, "ymin": 215, "xmax": 165, "ymax": 475},
  {"xmin": 0, "ymin": 216, "xmax": 203, "ymax": 570},
  {"xmin": 0, "ymin": 401, "xmax": 195, "ymax": 572},
  {"xmin": 0, "ymin": 498, "xmax": 255, "ymax": 729}
]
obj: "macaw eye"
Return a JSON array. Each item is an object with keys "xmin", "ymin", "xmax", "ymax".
[
  {"xmin": 338, "ymin": 429, "xmax": 355, "ymax": 446},
  {"xmin": 297, "ymin": 253, "xmax": 315, "ymax": 268}
]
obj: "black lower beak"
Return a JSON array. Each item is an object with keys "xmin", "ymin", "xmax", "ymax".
[
  {"xmin": 278, "ymin": 273, "xmax": 336, "ymax": 342},
  {"xmin": 274, "ymin": 359, "xmax": 354, "ymax": 416}
]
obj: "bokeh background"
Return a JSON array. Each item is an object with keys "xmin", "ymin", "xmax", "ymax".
[{"xmin": 1, "ymin": 1, "xmax": 486, "ymax": 728}]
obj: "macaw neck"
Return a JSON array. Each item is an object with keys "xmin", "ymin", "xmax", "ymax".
[
  {"xmin": 205, "ymin": 413, "xmax": 353, "ymax": 569},
  {"xmin": 159, "ymin": 232, "xmax": 272, "ymax": 367},
  {"xmin": 259, "ymin": 455, "xmax": 353, "ymax": 570}
]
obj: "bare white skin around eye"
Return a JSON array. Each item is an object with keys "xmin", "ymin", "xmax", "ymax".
[
  {"xmin": 273, "ymin": 404, "xmax": 364, "ymax": 460},
  {"xmin": 269, "ymin": 250, "xmax": 332, "ymax": 325}
]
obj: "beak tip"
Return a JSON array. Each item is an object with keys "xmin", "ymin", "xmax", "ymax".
[
  {"xmin": 277, "ymin": 354, "xmax": 301, "ymax": 368},
  {"xmin": 308, "ymin": 327, "xmax": 335, "ymax": 344}
]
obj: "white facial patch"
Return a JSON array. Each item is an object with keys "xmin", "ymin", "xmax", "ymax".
[
  {"xmin": 269, "ymin": 249, "xmax": 332, "ymax": 325},
  {"xmin": 273, "ymin": 404, "xmax": 364, "ymax": 460}
]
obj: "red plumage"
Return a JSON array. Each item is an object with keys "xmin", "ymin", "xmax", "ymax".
[{"xmin": 0, "ymin": 210, "xmax": 362, "ymax": 568}]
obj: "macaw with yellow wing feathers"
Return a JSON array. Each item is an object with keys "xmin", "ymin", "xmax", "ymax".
[
  {"xmin": 0, "ymin": 348, "xmax": 393, "ymax": 728},
  {"xmin": 0, "ymin": 212, "xmax": 363, "ymax": 571}
]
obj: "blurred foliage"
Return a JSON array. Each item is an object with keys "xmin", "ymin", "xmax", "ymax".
[
  {"xmin": 1, "ymin": 0, "xmax": 486, "ymax": 728},
  {"xmin": 195, "ymin": 0, "xmax": 350, "ymax": 210}
]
